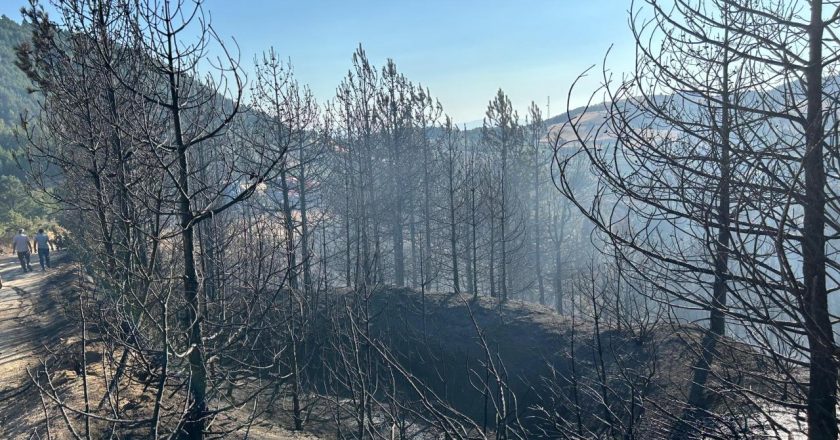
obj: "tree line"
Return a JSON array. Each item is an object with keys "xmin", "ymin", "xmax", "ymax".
[
  {"xmin": 12, "ymin": 0, "xmax": 840, "ymax": 439},
  {"xmin": 13, "ymin": 0, "xmax": 585, "ymax": 438}
]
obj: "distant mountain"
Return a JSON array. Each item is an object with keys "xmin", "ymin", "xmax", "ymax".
[{"xmin": 460, "ymin": 118, "xmax": 484, "ymax": 130}]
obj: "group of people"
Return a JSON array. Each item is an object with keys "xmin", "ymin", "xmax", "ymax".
[{"xmin": 12, "ymin": 228, "xmax": 60, "ymax": 273}]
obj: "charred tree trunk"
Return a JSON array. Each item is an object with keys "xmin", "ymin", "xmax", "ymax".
[{"xmin": 802, "ymin": 5, "xmax": 837, "ymax": 438}]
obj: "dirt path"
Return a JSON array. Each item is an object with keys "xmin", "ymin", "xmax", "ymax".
[
  {"xmin": 0, "ymin": 252, "xmax": 74, "ymax": 437},
  {"xmin": 0, "ymin": 255, "xmax": 322, "ymax": 439}
]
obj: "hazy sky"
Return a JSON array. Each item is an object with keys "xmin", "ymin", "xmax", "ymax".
[{"xmin": 0, "ymin": 0, "xmax": 636, "ymax": 123}]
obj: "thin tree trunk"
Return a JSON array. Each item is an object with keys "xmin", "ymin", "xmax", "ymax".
[
  {"xmin": 410, "ymin": 212, "xmax": 419, "ymax": 287},
  {"xmin": 554, "ymin": 203, "xmax": 567, "ymax": 314},
  {"xmin": 344, "ymin": 155, "xmax": 352, "ymax": 287},
  {"xmin": 533, "ymin": 142, "xmax": 545, "ymax": 305},
  {"xmin": 168, "ymin": 50, "xmax": 207, "ymax": 440},
  {"xmin": 802, "ymin": 5, "xmax": 837, "ymax": 438},
  {"xmin": 489, "ymin": 208, "xmax": 497, "ymax": 299},
  {"xmin": 447, "ymin": 132, "xmax": 461, "ymax": 294},
  {"xmin": 299, "ymin": 155, "xmax": 313, "ymax": 296},
  {"xmin": 392, "ymin": 150, "xmax": 405, "ymax": 286},
  {"xmin": 676, "ymin": 32, "xmax": 733, "ymax": 437},
  {"xmin": 500, "ymin": 152, "xmax": 508, "ymax": 302},
  {"xmin": 423, "ymin": 135, "xmax": 433, "ymax": 289},
  {"xmin": 280, "ymin": 165, "xmax": 299, "ymax": 290}
]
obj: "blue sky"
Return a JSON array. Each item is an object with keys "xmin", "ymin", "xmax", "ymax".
[{"xmin": 0, "ymin": 0, "xmax": 636, "ymax": 123}]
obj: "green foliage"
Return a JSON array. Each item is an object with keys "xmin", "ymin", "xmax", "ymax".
[
  {"xmin": 0, "ymin": 174, "xmax": 48, "ymax": 226},
  {"xmin": 0, "ymin": 15, "xmax": 35, "ymax": 125},
  {"xmin": 0, "ymin": 15, "xmax": 50, "ymax": 231}
]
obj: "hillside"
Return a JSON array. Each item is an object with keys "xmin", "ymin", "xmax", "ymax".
[
  {"xmin": 0, "ymin": 14, "xmax": 34, "ymax": 170},
  {"xmin": 0, "ymin": 15, "xmax": 50, "ymax": 233},
  {"xmin": 0, "ymin": 3, "xmax": 824, "ymax": 438},
  {"xmin": 353, "ymin": 288, "xmax": 790, "ymax": 438},
  {"xmin": 1, "ymin": 279, "xmax": 789, "ymax": 439}
]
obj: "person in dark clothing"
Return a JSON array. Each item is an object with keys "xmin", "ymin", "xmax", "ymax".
[{"xmin": 34, "ymin": 228, "xmax": 51, "ymax": 271}]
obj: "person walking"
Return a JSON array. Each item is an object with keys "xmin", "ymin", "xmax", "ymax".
[
  {"xmin": 34, "ymin": 229, "xmax": 51, "ymax": 271},
  {"xmin": 12, "ymin": 229, "xmax": 33, "ymax": 272}
]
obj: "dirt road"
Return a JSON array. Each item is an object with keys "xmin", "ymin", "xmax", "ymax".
[
  {"xmin": 0, "ymin": 255, "xmax": 320, "ymax": 439},
  {"xmin": 0, "ymin": 252, "xmax": 74, "ymax": 437}
]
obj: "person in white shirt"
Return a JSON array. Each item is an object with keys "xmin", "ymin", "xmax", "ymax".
[
  {"xmin": 12, "ymin": 229, "xmax": 33, "ymax": 272},
  {"xmin": 34, "ymin": 228, "xmax": 51, "ymax": 271}
]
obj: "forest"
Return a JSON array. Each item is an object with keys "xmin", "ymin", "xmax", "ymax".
[{"xmin": 0, "ymin": 0, "xmax": 838, "ymax": 439}]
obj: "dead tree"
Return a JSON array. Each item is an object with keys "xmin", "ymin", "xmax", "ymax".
[
  {"xmin": 557, "ymin": 1, "xmax": 840, "ymax": 438},
  {"xmin": 482, "ymin": 89, "xmax": 523, "ymax": 302},
  {"xmin": 20, "ymin": 1, "xmax": 288, "ymax": 438}
]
